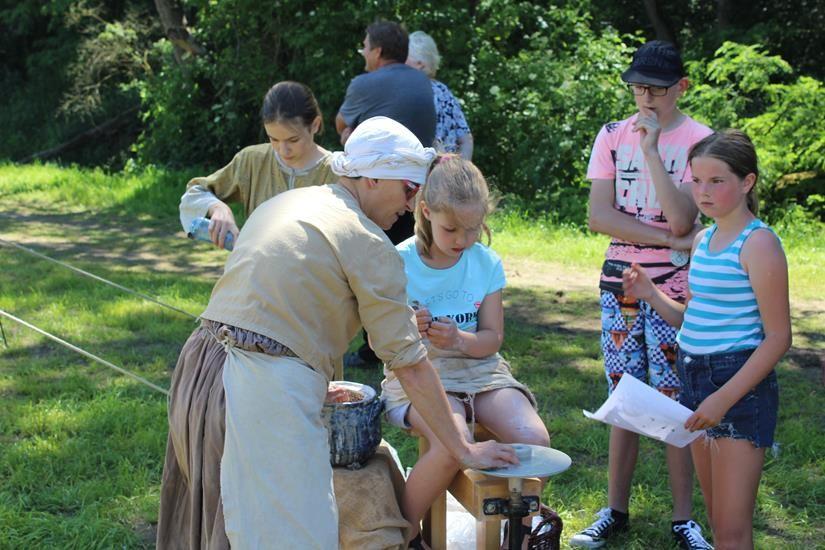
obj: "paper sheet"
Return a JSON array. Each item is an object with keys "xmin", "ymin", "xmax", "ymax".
[{"xmin": 583, "ymin": 374, "xmax": 704, "ymax": 448}]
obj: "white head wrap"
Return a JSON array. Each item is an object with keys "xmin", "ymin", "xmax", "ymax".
[{"xmin": 330, "ymin": 116, "xmax": 437, "ymax": 185}]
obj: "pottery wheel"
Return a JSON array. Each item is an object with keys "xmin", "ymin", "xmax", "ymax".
[{"xmin": 477, "ymin": 445, "xmax": 572, "ymax": 479}]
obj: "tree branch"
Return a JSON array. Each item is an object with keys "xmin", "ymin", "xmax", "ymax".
[
  {"xmin": 153, "ymin": 0, "xmax": 205, "ymax": 61},
  {"xmin": 18, "ymin": 105, "xmax": 140, "ymax": 163},
  {"xmin": 642, "ymin": 0, "xmax": 678, "ymax": 46}
]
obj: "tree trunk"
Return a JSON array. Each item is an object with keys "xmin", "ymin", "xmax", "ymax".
[
  {"xmin": 642, "ymin": 0, "xmax": 678, "ymax": 46},
  {"xmin": 153, "ymin": 0, "xmax": 205, "ymax": 62},
  {"xmin": 18, "ymin": 106, "xmax": 140, "ymax": 163},
  {"xmin": 716, "ymin": 0, "xmax": 732, "ymax": 29}
]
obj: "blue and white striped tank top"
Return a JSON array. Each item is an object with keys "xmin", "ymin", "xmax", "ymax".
[{"xmin": 677, "ymin": 219, "xmax": 774, "ymax": 355}]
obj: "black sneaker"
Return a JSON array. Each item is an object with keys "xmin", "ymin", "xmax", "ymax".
[
  {"xmin": 569, "ymin": 508, "xmax": 628, "ymax": 548},
  {"xmin": 672, "ymin": 520, "xmax": 713, "ymax": 549}
]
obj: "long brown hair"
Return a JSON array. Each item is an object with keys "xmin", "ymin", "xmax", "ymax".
[
  {"xmin": 688, "ymin": 129, "xmax": 759, "ymax": 215},
  {"xmin": 415, "ymin": 155, "xmax": 495, "ymax": 258}
]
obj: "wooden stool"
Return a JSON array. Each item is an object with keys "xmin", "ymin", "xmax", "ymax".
[{"xmin": 419, "ymin": 426, "xmax": 542, "ymax": 550}]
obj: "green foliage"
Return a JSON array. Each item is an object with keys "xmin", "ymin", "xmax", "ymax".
[
  {"xmin": 3, "ymin": 1, "xmax": 824, "ymax": 224},
  {"xmin": 460, "ymin": 2, "xmax": 636, "ymax": 222},
  {"xmin": 60, "ymin": 3, "xmax": 158, "ymax": 120},
  {"xmin": 135, "ymin": 0, "xmax": 637, "ymax": 223},
  {"xmin": 135, "ymin": 0, "xmax": 392, "ymax": 165},
  {"xmin": 684, "ymin": 42, "xmax": 825, "ymax": 221},
  {"xmin": 590, "ymin": 0, "xmax": 825, "ymax": 82}
]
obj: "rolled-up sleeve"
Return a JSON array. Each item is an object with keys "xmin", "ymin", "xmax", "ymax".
[
  {"xmin": 179, "ymin": 185, "xmax": 221, "ymax": 233},
  {"xmin": 178, "ymin": 152, "xmax": 250, "ymax": 232},
  {"xmin": 185, "ymin": 153, "xmax": 245, "ymax": 204},
  {"xmin": 343, "ymin": 244, "xmax": 427, "ymax": 370}
]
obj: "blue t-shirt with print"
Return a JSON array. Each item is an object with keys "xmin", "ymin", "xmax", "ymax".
[{"xmin": 397, "ymin": 236, "xmax": 506, "ymax": 333}]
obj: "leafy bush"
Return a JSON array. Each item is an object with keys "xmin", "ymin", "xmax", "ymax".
[
  {"xmin": 460, "ymin": 2, "xmax": 635, "ymax": 222},
  {"xmin": 4, "ymin": 2, "xmax": 823, "ymax": 224},
  {"xmin": 135, "ymin": 0, "xmax": 636, "ymax": 223},
  {"xmin": 684, "ymin": 42, "xmax": 825, "ymax": 221}
]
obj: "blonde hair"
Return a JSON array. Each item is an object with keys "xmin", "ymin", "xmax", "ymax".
[
  {"xmin": 415, "ymin": 155, "xmax": 494, "ymax": 258},
  {"xmin": 408, "ymin": 31, "xmax": 441, "ymax": 78}
]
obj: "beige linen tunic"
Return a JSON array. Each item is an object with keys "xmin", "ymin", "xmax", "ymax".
[
  {"xmin": 202, "ymin": 183, "xmax": 428, "ymax": 381},
  {"xmin": 179, "ymin": 143, "xmax": 336, "ymax": 231}
]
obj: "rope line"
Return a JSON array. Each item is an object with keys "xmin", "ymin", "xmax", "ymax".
[
  {"xmin": 0, "ymin": 237, "xmax": 200, "ymax": 321},
  {"xmin": 0, "ymin": 309, "xmax": 169, "ymax": 396}
]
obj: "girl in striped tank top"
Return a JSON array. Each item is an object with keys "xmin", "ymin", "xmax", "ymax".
[{"xmin": 622, "ymin": 130, "xmax": 791, "ymax": 550}]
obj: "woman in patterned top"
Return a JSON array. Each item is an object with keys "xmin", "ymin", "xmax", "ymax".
[{"xmin": 406, "ymin": 31, "xmax": 474, "ymax": 159}]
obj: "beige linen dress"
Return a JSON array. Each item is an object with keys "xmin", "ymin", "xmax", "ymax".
[
  {"xmin": 382, "ymin": 345, "xmax": 537, "ymax": 422},
  {"xmin": 178, "ymin": 144, "xmax": 336, "ymax": 232}
]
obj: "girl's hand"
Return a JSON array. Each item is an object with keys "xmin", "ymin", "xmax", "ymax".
[
  {"xmin": 413, "ymin": 307, "xmax": 432, "ymax": 337},
  {"xmin": 622, "ymin": 263, "xmax": 655, "ymax": 301},
  {"xmin": 207, "ymin": 202, "xmax": 239, "ymax": 250},
  {"xmin": 426, "ymin": 316, "xmax": 461, "ymax": 350},
  {"xmin": 684, "ymin": 392, "xmax": 729, "ymax": 432},
  {"xmin": 633, "ymin": 107, "xmax": 662, "ymax": 154}
]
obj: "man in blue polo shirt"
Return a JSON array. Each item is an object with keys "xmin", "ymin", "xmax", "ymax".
[
  {"xmin": 336, "ymin": 21, "xmax": 436, "ymax": 149},
  {"xmin": 337, "ymin": 20, "xmax": 437, "ymax": 369}
]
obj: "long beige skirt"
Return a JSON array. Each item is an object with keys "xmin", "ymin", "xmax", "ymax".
[
  {"xmin": 157, "ymin": 326, "xmax": 229, "ymax": 549},
  {"xmin": 156, "ymin": 325, "xmax": 338, "ymax": 549}
]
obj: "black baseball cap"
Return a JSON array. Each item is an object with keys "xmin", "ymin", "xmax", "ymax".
[{"xmin": 621, "ymin": 40, "xmax": 685, "ymax": 87}]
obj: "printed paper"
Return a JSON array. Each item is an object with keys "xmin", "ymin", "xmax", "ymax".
[{"xmin": 583, "ymin": 374, "xmax": 704, "ymax": 448}]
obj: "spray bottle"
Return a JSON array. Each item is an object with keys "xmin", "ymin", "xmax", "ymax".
[{"xmin": 187, "ymin": 217, "xmax": 235, "ymax": 251}]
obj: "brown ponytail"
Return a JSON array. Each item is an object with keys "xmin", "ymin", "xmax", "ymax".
[{"xmin": 688, "ymin": 129, "xmax": 760, "ymax": 215}]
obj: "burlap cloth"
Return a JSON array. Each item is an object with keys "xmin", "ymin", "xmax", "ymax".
[
  {"xmin": 334, "ymin": 440, "xmax": 410, "ymax": 550},
  {"xmin": 158, "ymin": 324, "xmax": 409, "ymax": 549}
]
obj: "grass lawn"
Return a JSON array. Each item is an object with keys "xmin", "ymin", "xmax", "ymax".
[{"xmin": 1, "ymin": 163, "xmax": 823, "ymax": 548}]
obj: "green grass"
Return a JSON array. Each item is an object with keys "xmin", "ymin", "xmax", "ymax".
[{"xmin": 0, "ymin": 163, "xmax": 823, "ymax": 548}]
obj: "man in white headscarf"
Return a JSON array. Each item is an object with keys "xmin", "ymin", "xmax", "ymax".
[{"xmin": 157, "ymin": 116, "xmax": 518, "ymax": 550}]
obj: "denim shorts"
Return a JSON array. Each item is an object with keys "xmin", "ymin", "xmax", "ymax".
[{"xmin": 676, "ymin": 348, "xmax": 779, "ymax": 448}]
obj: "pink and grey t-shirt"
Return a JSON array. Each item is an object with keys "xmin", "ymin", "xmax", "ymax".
[{"xmin": 587, "ymin": 114, "xmax": 712, "ymax": 299}]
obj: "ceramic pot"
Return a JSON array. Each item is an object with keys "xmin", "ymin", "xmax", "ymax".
[{"xmin": 321, "ymin": 381, "xmax": 383, "ymax": 468}]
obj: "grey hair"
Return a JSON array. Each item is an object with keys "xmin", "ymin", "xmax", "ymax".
[{"xmin": 408, "ymin": 31, "xmax": 441, "ymax": 78}]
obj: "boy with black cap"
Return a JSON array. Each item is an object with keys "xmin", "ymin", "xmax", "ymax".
[{"xmin": 570, "ymin": 41, "xmax": 714, "ymax": 549}]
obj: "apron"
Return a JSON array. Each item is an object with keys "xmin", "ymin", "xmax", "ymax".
[{"xmin": 221, "ymin": 347, "xmax": 338, "ymax": 549}]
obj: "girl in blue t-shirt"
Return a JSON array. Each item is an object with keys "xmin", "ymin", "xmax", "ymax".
[
  {"xmin": 381, "ymin": 156, "xmax": 550, "ymax": 549},
  {"xmin": 622, "ymin": 130, "xmax": 791, "ymax": 549}
]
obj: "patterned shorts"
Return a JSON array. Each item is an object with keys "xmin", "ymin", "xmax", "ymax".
[{"xmin": 600, "ymin": 290, "xmax": 682, "ymax": 399}]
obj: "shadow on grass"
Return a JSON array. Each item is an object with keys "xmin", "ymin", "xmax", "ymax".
[
  {"xmin": 1, "ymin": 191, "xmax": 823, "ymax": 546},
  {"xmin": 0, "ymin": 206, "xmax": 231, "ymax": 279}
]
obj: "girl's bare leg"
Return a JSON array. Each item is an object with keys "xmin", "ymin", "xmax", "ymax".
[
  {"xmin": 709, "ymin": 438, "xmax": 765, "ymax": 550},
  {"xmin": 474, "ymin": 388, "xmax": 551, "ymax": 549},
  {"xmin": 690, "ymin": 437, "xmax": 714, "ymax": 528},
  {"xmin": 404, "ymin": 397, "xmax": 469, "ymax": 542},
  {"xmin": 473, "ymin": 387, "xmax": 550, "ymax": 447}
]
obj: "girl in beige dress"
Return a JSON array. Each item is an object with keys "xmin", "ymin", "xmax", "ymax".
[{"xmin": 179, "ymin": 81, "xmax": 336, "ymax": 249}]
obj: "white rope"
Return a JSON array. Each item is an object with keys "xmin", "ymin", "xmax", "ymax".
[
  {"xmin": 0, "ymin": 236, "xmax": 200, "ymax": 321},
  {"xmin": 0, "ymin": 309, "xmax": 169, "ymax": 396}
]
